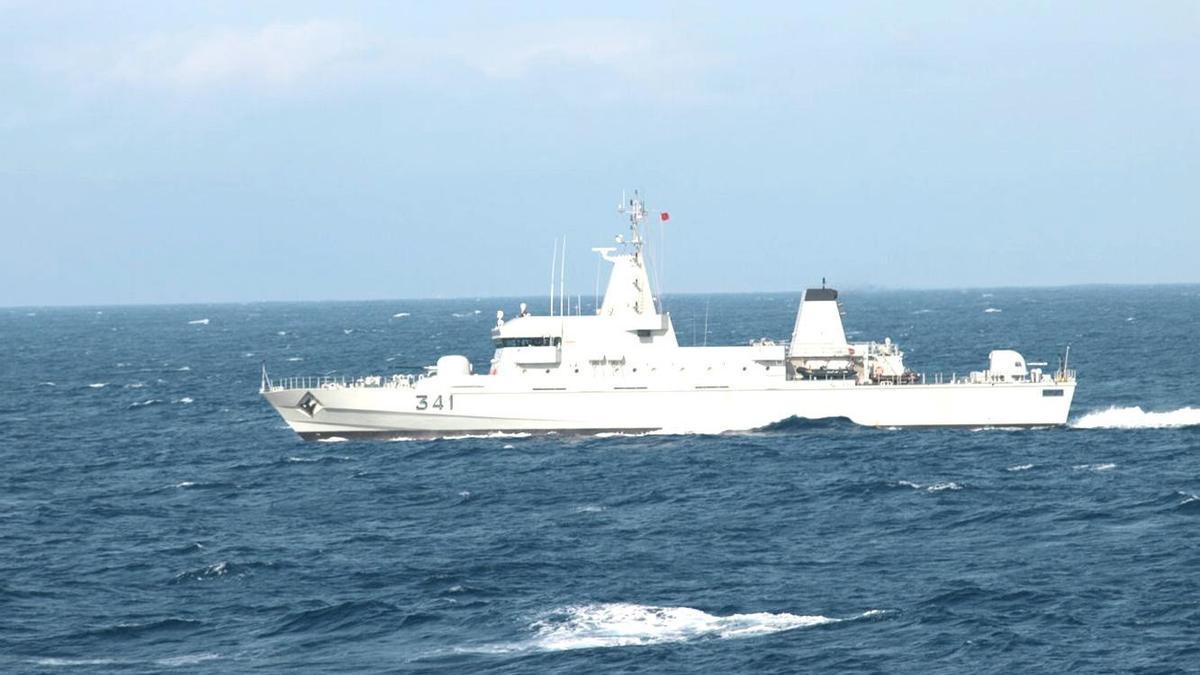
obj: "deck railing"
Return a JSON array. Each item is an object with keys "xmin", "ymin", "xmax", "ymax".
[{"xmin": 263, "ymin": 373, "xmax": 419, "ymax": 393}]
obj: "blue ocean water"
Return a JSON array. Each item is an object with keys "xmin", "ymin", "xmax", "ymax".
[{"xmin": 2, "ymin": 286, "xmax": 1199, "ymax": 673}]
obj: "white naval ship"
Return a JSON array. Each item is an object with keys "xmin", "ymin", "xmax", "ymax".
[{"xmin": 262, "ymin": 194, "xmax": 1076, "ymax": 439}]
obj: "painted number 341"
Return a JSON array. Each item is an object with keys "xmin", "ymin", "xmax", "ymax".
[{"xmin": 416, "ymin": 395, "xmax": 452, "ymax": 411}]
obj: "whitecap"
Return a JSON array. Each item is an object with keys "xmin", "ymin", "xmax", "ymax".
[
  {"xmin": 1071, "ymin": 406, "xmax": 1200, "ymax": 429},
  {"xmin": 926, "ymin": 482, "xmax": 962, "ymax": 492},
  {"xmin": 286, "ymin": 357, "xmax": 303, "ymax": 362},
  {"xmin": 155, "ymin": 653, "xmax": 221, "ymax": 667},
  {"xmin": 502, "ymin": 444, "xmax": 515, "ymax": 449},
  {"xmin": 175, "ymin": 481, "xmax": 196, "ymax": 488},
  {"xmin": 343, "ymin": 329, "xmax": 354, "ymax": 334},
  {"xmin": 896, "ymin": 480, "xmax": 962, "ymax": 492},
  {"xmin": 393, "ymin": 312, "xmax": 410, "ymax": 318},
  {"xmin": 40, "ymin": 382, "xmax": 56, "ymax": 387},
  {"xmin": 288, "ymin": 454, "xmax": 351, "ymax": 462},
  {"xmin": 129, "ymin": 399, "xmax": 161, "ymax": 408},
  {"xmin": 575, "ymin": 505, "xmax": 606, "ymax": 513},
  {"xmin": 458, "ymin": 490, "xmax": 471, "ymax": 498},
  {"xmin": 125, "ymin": 382, "xmax": 146, "ymax": 389},
  {"xmin": 88, "ymin": 383, "xmax": 108, "ymax": 389},
  {"xmin": 316, "ymin": 436, "xmax": 348, "ymax": 443},
  {"xmin": 1073, "ymin": 463, "xmax": 1116, "ymax": 472},
  {"xmin": 187, "ymin": 318, "xmax": 209, "ymax": 325},
  {"xmin": 983, "ymin": 307, "xmax": 1002, "ymax": 313},
  {"xmin": 1007, "ymin": 464, "xmax": 1034, "ymax": 472},
  {"xmin": 178, "ymin": 397, "xmax": 194, "ymax": 404},
  {"xmin": 277, "ymin": 331, "xmax": 288, "ymax": 336},
  {"xmin": 500, "ymin": 603, "xmax": 874, "ymax": 652},
  {"xmin": 176, "ymin": 366, "xmax": 190, "ymax": 371},
  {"xmin": 32, "ymin": 657, "xmax": 118, "ymax": 666},
  {"xmin": 912, "ymin": 309, "xmax": 933, "ymax": 314}
]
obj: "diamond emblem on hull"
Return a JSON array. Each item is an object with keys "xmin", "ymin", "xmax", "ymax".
[{"xmin": 297, "ymin": 392, "xmax": 321, "ymax": 417}]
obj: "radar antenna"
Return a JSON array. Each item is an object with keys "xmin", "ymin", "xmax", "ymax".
[{"xmin": 617, "ymin": 190, "xmax": 648, "ymax": 253}]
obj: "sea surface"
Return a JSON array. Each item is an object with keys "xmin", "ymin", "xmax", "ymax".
[{"xmin": 2, "ymin": 286, "xmax": 1199, "ymax": 673}]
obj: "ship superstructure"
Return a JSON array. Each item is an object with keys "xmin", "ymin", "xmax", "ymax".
[{"xmin": 262, "ymin": 194, "xmax": 1076, "ymax": 439}]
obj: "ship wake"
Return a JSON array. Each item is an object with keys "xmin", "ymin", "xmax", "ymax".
[{"xmin": 1071, "ymin": 406, "xmax": 1200, "ymax": 429}]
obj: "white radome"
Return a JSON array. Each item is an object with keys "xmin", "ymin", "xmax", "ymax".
[{"xmin": 262, "ymin": 193, "xmax": 1076, "ymax": 440}]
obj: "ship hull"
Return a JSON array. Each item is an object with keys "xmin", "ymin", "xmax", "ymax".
[{"xmin": 263, "ymin": 380, "xmax": 1076, "ymax": 440}]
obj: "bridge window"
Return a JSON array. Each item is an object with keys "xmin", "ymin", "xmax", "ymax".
[
  {"xmin": 495, "ymin": 336, "xmax": 561, "ymax": 348},
  {"xmin": 1042, "ymin": 389, "xmax": 1064, "ymax": 397}
]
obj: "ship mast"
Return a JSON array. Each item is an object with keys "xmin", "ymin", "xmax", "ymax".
[
  {"xmin": 617, "ymin": 190, "xmax": 648, "ymax": 257},
  {"xmin": 617, "ymin": 190, "xmax": 661, "ymax": 313}
]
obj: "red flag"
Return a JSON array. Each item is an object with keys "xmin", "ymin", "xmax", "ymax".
[{"xmin": 660, "ymin": 212, "xmax": 670, "ymax": 222}]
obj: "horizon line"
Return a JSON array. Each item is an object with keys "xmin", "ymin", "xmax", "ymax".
[{"xmin": 4, "ymin": 280, "xmax": 1199, "ymax": 311}]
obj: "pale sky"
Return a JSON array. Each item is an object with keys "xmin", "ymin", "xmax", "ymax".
[{"xmin": 2, "ymin": 1, "xmax": 1197, "ymax": 306}]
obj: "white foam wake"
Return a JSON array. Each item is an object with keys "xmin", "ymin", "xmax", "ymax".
[
  {"xmin": 440, "ymin": 431, "xmax": 532, "ymax": 440},
  {"xmin": 520, "ymin": 603, "xmax": 876, "ymax": 652},
  {"xmin": 1071, "ymin": 406, "xmax": 1200, "ymax": 429}
]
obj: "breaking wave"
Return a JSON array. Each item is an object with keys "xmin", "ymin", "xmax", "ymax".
[
  {"xmin": 286, "ymin": 455, "xmax": 352, "ymax": 462},
  {"xmin": 896, "ymin": 480, "xmax": 963, "ymax": 492},
  {"xmin": 1071, "ymin": 406, "xmax": 1200, "ymax": 429},
  {"xmin": 172, "ymin": 560, "xmax": 275, "ymax": 583},
  {"xmin": 155, "ymin": 653, "xmax": 221, "ymax": 667},
  {"xmin": 32, "ymin": 657, "xmax": 119, "ymax": 667},
  {"xmin": 484, "ymin": 603, "xmax": 884, "ymax": 652},
  {"xmin": 187, "ymin": 318, "xmax": 209, "ymax": 325}
]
